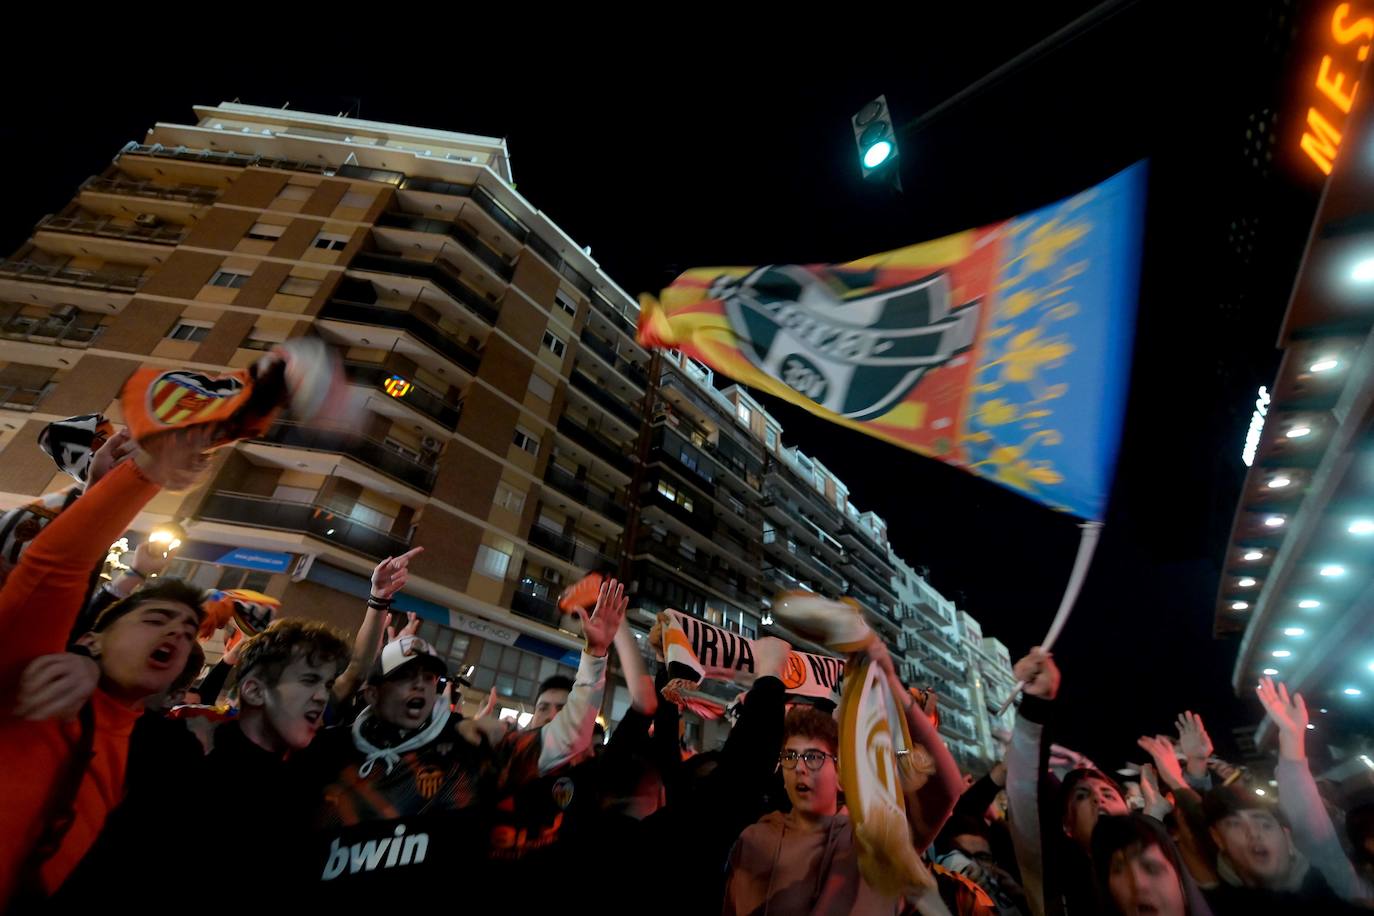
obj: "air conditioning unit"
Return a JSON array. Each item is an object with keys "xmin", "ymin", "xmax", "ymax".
[
  {"xmin": 420, "ymin": 436, "xmax": 441, "ymax": 453},
  {"xmin": 134, "ymin": 213, "xmax": 162, "ymax": 228},
  {"xmin": 547, "ymin": 569, "xmax": 563, "ymax": 585}
]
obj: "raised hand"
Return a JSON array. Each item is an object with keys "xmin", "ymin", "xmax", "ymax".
[
  {"xmin": 371, "ymin": 547, "xmax": 424, "ymax": 601},
  {"xmin": 1176, "ymin": 710, "xmax": 1213, "ymax": 780},
  {"xmin": 1012, "ymin": 647, "xmax": 1060, "ymax": 701},
  {"xmin": 1139, "ymin": 763, "xmax": 1173, "ymax": 821},
  {"xmin": 386, "ymin": 611, "xmax": 421, "ymax": 644},
  {"xmin": 1257, "ymin": 677, "xmax": 1309, "ymax": 760},
  {"xmin": 475, "ymin": 686, "xmax": 498, "ymax": 719},
  {"xmin": 87, "ymin": 427, "xmax": 136, "ymax": 489},
  {"xmin": 576, "ymin": 578, "xmax": 627, "ymax": 658},
  {"xmin": 1137, "ymin": 734, "xmax": 1186, "ymax": 790},
  {"xmin": 14, "ymin": 652, "xmax": 100, "ymax": 721},
  {"xmin": 133, "ymin": 426, "xmax": 216, "ymax": 491}
]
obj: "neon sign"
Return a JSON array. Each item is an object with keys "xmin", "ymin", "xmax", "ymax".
[
  {"xmin": 384, "ymin": 374, "xmax": 413, "ymax": 398},
  {"xmin": 1242, "ymin": 386, "xmax": 1270, "ymax": 467},
  {"xmin": 1298, "ymin": 3, "xmax": 1373, "ymax": 175}
]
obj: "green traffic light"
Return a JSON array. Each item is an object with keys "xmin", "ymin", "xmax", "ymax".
[{"xmin": 863, "ymin": 141, "xmax": 893, "ymax": 169}]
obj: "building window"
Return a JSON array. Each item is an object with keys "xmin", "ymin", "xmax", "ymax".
[
  {"xmin": 495, "ymin": 483, "xmax": 525, "ymax": 513},
  {"xmin": 278, "ymin": 276, "xmax": 321, "ymax": 297},
  {"xmin": 528, "ymin": 374, "xmax": 555, "ymax": 402},
  {"xmin": 470, "ymin": 642, "xmax": 573, "ymax": 701},
  {"xmin": 475, "ymin": 544, "xmax": 512, "ymax": 580},
  {"xmin": 680, "ymin": 493, "xmax": 694, "ymax": 512},
  {"xmin": 513, "ymin": 427, "xmax": 540, "ymax": 456},
  {"xmin": 312, "ymin": 232, "xmax": 350, "ymax": 251},
  {"xmin": 542, "ymin": 330, "xmax": 566, "ymax": 357},
  {"xmin": 415, "ymin": 619, "xmax": 471, "ymax": 673},
  {"xmin": 657, "ymin": 481, "xmax": 677, "ymax": 501},
  {"xmin": 736, "ymin": 402, "xmax": 751, "ymax": 425},
  {"xmin": 765, "ymin": 428, "xmax": 777, "ymax": 450},
  {"xmin": 167, "ymin": 321, "xmax": 212, "ymax": 342},
  {"xmin": 216, "ymin": 567, "xmax": 272, "ymax": 591},
  {"xmin": 208, "ymin": 270, "xmax": 250, "ymax": 289},
  {"xmin": 246, "ymin": 222, "xmax": 285, "ymax": 242},
  {"xmin": 240, "ymin": 336, "xmax": 277, "ymax": 352},
  {"xmin": 554, "ymin": 290, "xmax": 578, "ymax": 317}
]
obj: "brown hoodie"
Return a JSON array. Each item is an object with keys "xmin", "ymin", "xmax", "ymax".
[{"xmin": 723, "ymin": 809, "xmax": 901, "ymax": 916}]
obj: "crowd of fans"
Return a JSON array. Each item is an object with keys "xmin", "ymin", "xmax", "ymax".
[{"xmin": 2, "ymin": 418, "xmax": 1372, "ymax": 915}]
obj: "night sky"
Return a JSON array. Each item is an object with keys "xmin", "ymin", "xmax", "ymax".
[{"xmin": 0, "ymin": 2, "xmax": 1329, "ymax": 767}]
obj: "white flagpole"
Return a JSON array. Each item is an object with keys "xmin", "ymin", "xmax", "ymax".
[{"xmin": 996, "ymin": 520, "xmax": 1103, "ymax": 714}]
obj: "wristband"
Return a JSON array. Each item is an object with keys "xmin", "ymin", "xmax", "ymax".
[{"xmin": 125, "ymin": 567, "xmax": 148, "ymax": 581}]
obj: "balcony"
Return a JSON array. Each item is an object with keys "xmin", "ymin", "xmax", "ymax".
[
  {"xmin": 578, "ymin": 329, "xmax": 647, "ymax": 389},
  {"xmin": 589, "ymin": 291, "xmax": 639, "ymax": 341},
  {"xmin": 81, "ymin": 176, "xmax": 218, "ymax": 206},
  {"xmin": 349, "ymin": 251, "xmax": 499, "ymax": 326},
  {"xmin": 556, "ymin": 415, "xmax": 633, "ymax": 475},
  {"xmin": 254, "ymin": 421, "xmax": 438, "ymax": 493},
  {"xmin": 0, "ymin": 382, "xmax": 54, "ymax": 412},
  {"xmin": 344, "ymin": 361, "xmax": 461, "ymax": 430},
  {"xmin": 376, "ymin": 211, "xmax": 515, "ymax": 281},
  {"xmin": 526, "ymin": 523, "xmax": 617, "ymax": 571},
  {"xmin": 120, "ymin": 142, "xmax": 331, "ymax": 176},
  {"xmin": 543, "ymin": 463, "xmax": 627, "ymax": 524},
  {"xmin": 511, "ymin": 583, "xmax": 564, "ymax": 628},
  {"xmin": 1, "ymin": 305, "xmax": 104, "ymax": 348},
  {"xmin": 37, "ymin": 214, "xmax": 187, "ymax": 246},
  {"xmin": 0, "ymin": 259, "xmax": 143, "ymax": 293},
  {"xmin": 197, "ymin": 491, "xmax": 411, "ymax": 560},
  {"xmin": 320, "ymin": 298, "xmax": 483, "ymax": 376},
  {"xmin": 570, "ymin": 370, "xmax": 642, "ymax": 428},
  {"xmin": 643, "ymin": 486, "xmax": 716, "ymax": 538}
]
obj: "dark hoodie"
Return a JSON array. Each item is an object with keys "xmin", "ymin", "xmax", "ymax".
[{"xmin": 1091, "ymin": 814, "xmax": 1214, "ymax": 916}]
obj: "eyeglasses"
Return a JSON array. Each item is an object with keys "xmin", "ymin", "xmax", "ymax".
[{"xmin": 779, "ymin": 750, "xmax": 837, "ymax": 772}]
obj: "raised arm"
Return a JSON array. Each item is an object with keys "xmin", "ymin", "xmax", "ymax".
[
  {"xmin": 332, "ymin": 548, "xmax": 424, "ymax": 701},
  {"xmin": 537, "ymin": 577, "xmax": 626, "ymax": 774},
  {"xmin": 1259, "ymin": 677, "xmax": 1371, "ymax": 904}
]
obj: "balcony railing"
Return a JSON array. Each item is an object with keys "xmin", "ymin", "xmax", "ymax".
[
  {"xmin": 0, "ymin": 259, "xmax": 143, "ymax": 293},
  {"xmin": 38, "ymin": 214, "xmax": 187, "ymax": 246},
  {"xmin": 349, "ymin": 251, "xmax": 499, "ymax": 325},
  {"xmin": 527, "ymin": 523, "xmax": 617, "ymax": 570},
  {"xmin": 254, "ymin": 421, "xmax": 438, "ymax": 493},
  {"xmin": 0, "ymin": 382, "xmax": 54, "ymax": 412},
  {"xmin": 543, "ymin": 464, "xmax": 627, "ymax": 524},
  {"xmin": 120, "ymin": 142, "xmax": 332, "ymax": 176},
  {"xmin": 556, "ymin": 415, "xmax": 633, "ymax": 474},
  {"xmin": 578, "ymin": 330, "xmax": 647, "ymax": 389},
  {"xmin": 1, "ymin": 307, "xmax": 103, "ymax": 348},
  {"xmin": 376, "ymin": 212, "xmax": 515, "ymax": 281},
  {"xmin": 81, "ymin": 176, "xmax": 219, "ymax": 205},
  {"xmin": 321, "ymin": 298, "xmax": 483, "ymax": 376},
  {"xmin": 511, "ymin": 584, "xmax": 563, "ymax": 628},
  {"xmin": 197, "ymin": 491, "xmax": 411, "ymax": 559},
  {"xmin": 344, "ymin": 361, "xmax": 461, "ymax": 429},
  {"xmin": 570, "ymin": 371, "xmax": 641, "ymax": 428}
]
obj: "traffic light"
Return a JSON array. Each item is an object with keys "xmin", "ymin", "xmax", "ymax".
[{"xmin": 852, "ymin": 95, "xmax": 899, "ymax": 181}]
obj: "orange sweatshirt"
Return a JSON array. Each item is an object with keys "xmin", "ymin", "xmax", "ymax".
[{"xmin": 0, "ymin": 459, "xmax": 160, "ymax": 904}]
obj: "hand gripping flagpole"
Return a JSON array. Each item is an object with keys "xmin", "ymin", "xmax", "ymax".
[{"xmin": 996, "ymin": 520, "xmax": 1103, "ymax": 715}]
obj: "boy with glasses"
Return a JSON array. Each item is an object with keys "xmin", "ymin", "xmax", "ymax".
[{"xmin": 723, "ymin": 637, "xmax": 964, "ymax": 915}]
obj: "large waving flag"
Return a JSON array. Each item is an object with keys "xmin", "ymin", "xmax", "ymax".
[{"xmin": 638, "ymin": 163, "xmax": 1146, "ymax": 520}]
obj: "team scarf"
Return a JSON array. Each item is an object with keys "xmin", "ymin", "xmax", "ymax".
[
  {"xmin": 37, "ymin": 412, "xmax": 114, "ymax": 483},
  {"xmin": 119, "ymin": 337, "xmax": 344, "ymax": 448},
  {"xmin": 200, "ymin": 588, "xmax": 281, "ymax": 638},
  {"xmin": 651, "ymin": 609, "xmax": 845, "ymax": 704},
  {"xmin": 0, "ymin": 486, "xmax": 81, "ymax": 589}
]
